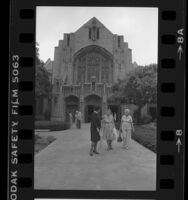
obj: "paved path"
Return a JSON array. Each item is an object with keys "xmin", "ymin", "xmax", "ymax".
[{"xmin": 34, "ymin": 123, "xmax": 156, "ymax": 190}]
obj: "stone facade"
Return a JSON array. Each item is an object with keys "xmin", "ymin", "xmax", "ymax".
[{"xmin": 51, "ymin": 17, "xmax": 133, "ymax": 122}]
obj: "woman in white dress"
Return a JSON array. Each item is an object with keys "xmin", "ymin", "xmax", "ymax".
[
  {"xmin": 120, "ymin": 108, "xmax": 134, "ymax": 149},
  {"xmin": 102, "ymin": 108, "xmax": 115, "ymax": 150}
]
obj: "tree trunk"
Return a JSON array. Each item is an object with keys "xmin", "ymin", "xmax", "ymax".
[{"xmin": 136, "ymin": 105, "xmax": 142, "ymax": 123}]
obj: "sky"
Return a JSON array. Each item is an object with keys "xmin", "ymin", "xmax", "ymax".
[{"xmin": 36, "ymin": 7, "xmax": 158, "ymax": 66}]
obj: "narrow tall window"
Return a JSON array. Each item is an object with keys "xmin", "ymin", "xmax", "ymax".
[
  {"xmin": 67, "ymin": 34, "xmax": 70, "ymax": 46},
  {"xmin": 89, "ymin": 28, "xmax": 91, "ymax": 39},
  {"xmin": 118, "ymin": 36, "xmax": 121, "ymax": 48},
  {"xmin": 97, "ymin": 28, "xmax": 99, "ymax": 39},
  {"xmin": 92, "ymin": 81, "xmax": 95, "ymax": 91}
]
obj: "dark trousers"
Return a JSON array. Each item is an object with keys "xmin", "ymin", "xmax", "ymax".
[
  {"xmin": 76, "ymin": 120, "xmax": 81, "ymax": 128},
  {"xmin": 77, "ymin": 120, "xmax": 81, "ymax": 128},
  {"xmin": 90, "ymin": 141, "xmax": 98, "ymax": 153}
]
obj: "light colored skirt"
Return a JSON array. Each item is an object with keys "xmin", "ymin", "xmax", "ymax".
[
  {"xmin": 121, "ymin": 129, "xmax": 132, "ymax": 147},
  {"xmin": 102, "ymin": 123, "xmax": 114, "ymax": 141}
]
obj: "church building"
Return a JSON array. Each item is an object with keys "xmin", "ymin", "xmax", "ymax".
[{"xmin": 51, "ymin": 17, "xmax": 133, "ymax": 122}]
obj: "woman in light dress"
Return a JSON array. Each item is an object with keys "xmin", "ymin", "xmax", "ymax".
[
  {"xmin": 69, "ymin": 112, "xmax": 73, "ymax": 128},
  {"xmin": 120, "ymin": 108, "xmax": 134, "ymax": 149},
  {"xmin": 102, "ymin": 108, "xmax": 115, "ymax": 150}
]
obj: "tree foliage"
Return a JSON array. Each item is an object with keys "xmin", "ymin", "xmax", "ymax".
[
  {"xmin": 35, "ymin": 42, "xmax": 51, "ymax": 96},
  {"xmin": 112, "ymin": 64, "xmax": 157, "ymax": 106}
]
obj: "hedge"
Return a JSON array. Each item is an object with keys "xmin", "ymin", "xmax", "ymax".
[{"xmin": 35, "ymin": 120, "xmax": 70, "ymax": 131}]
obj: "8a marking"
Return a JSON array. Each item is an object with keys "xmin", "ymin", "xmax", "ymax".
[
  {"xmin": 177, "ymin": 28, "xmax": 184, "ymax": 61},
  {"xmin": 176, "ymin": 129, "xmax": 182, "ymax": 153}
]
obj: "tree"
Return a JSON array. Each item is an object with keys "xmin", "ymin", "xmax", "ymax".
[
  {"xmin": 112, "ymin": 64, "xmax": 157, "ymax": 122},
  {"xmin": 35, "ymin": 42, "xmax": 51, "ymax": 96}
]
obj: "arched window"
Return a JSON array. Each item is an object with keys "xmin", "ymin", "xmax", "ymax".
[{"xmin": 74, "ymin": 45, "xmax": 113, "ymax": 84}]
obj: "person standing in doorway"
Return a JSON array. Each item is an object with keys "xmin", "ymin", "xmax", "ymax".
[
  {"xmin": 75, "ymin": 111, "xmax": 78, "ymax": 128},
  {"xmin": 120, "ymin": 108, "xmax": 134, "ymax": 149},
  {"xmin": 69, "ymin": 112, "xmax": 73, "ymax": 128},
  {"xmin": 114, "ymin": 112, "xmax": 117, "ymax": 122},
  {"xmin": 90, "ymin": 106, "xmax": 101, "ymax": 156},
  {"xmin": 77, "ymin": 111, "xmax": 82, "ymax": 129}
]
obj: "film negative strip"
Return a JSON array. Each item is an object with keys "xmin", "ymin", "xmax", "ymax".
[{"xmin": 8, "ymin": 0, "xmax": 186, "ymax": 200}]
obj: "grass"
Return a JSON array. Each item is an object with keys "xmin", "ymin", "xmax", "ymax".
[
  {"xmin": 35, "ymin": 134, "xmax": 56, "ymax": 154},
  {"xmin": 35, "ymin": 120, "xmax": 70, "ymax": 131},
  {"xmin": 132, "ymin": 123, "xmax": 156, "ymax": 153}
]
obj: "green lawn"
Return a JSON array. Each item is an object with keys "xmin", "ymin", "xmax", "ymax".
[
  {"xmin": 132, "ymin": 123, "xmax": 156, "ymax": 153},
  {"xmin": 35, "ymin": 120, "xmax": 70, "ymax": 131},
  {"xmin": 35, "ymin": 134, "xmax": 56, "ymax": 154}
]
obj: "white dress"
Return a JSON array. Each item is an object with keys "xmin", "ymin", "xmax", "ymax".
[{"xmin": 121, "ymin": 115, "xmax": 133, "ymax": 147}]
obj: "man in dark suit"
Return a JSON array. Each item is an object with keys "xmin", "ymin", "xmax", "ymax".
[{"xmin": 90, "ymin": 106, "xmax": 101, "ymax": 156}]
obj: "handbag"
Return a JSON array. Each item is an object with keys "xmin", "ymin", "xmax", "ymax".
[
  {"xmin": 117, "ymin": 130, "xmax": 123, "ymax": 142},
  {"xmin": 113, "ymin": 127, "xmax": 118, "ymax": 138}
]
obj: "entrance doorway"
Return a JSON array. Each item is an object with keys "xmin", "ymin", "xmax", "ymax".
[
  {"xmin": 65, "ymin": 95, "xmax": 79, "ymax": 122},
  {"xmin": 86, "ymin": 105, "xmax": 95, "ymax": 122},
  {"xmin": 66, "ymin": 105, "xmax": 78, "ymax": 122},
  {"xmin": 108, "ymin": 105, "xmax": 120, "ymax": 122},
  {"xmin": 84, "ymin": 95, "xmax": 102, "ymax": 122}
]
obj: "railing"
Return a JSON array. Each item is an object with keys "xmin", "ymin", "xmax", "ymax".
[
  {"xmin": 83, "ymin": 84, "xmax": 91, "ymax": 96},
  {"xmin": 60, "ymin": 83, "xmax": 113, "ymax": 98},
  {"xmin": 106, "ymin": 86, "xmax": 113, "ymax": 97},
  {"xmin": 53, "ymin": 85, "xmax": 61, "ymax": 94},
  {"xmin": 96, "ymin": 84, "xmax": 104, "ymax": 97},
  {"xmin": 62, "ymin": 85, "xmax": 81, "ymax": 97}
]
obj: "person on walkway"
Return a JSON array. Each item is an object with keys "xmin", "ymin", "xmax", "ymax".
[
  {"xmin": 102, "ymin": 108, "xmax": 115, "ymax": 151},
  {"xmin": 69, "ymin": 112, "xmax": 73, "ymax": 128},
  {"xmin": 77, "ymin": 111, "xmax": 82, "ymax": 129},
  {"xmin": 120, "ymin": 108, "xmax": 134, "ymax": 149},
  {"xmin": 75, "ymin": 111, "xmax": 78, "ymax": 128},
  {"xmin": 90, "ymin": 106, "xmax": 101, "ymax": 156},
  {"xmin": 114, "ymin": 112, "xmax": 117, "ymax": 122}
]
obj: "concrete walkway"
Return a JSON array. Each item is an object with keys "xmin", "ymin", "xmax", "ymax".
[{"xmin": 34, "ymin": 123, "xmax": 156, "ymax": 190}]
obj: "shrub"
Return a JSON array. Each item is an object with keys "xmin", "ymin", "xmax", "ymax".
[
  {"xmin": 132, "ymin": 124, "xmax": 156, "ymax": 153},
  {"xmin": 35, "ymin": 121, "xmax": 70, "ymax": 131},
  {"xmin": 35, "ymin": 115, "xmax": 44, "ymax": 121},
  {"xmin": 35, "ymin": 134, "xmax": 41, "ymax": 142},
  {"xmin": 153, "ymin": 118, "xmax": 157, "ymax": 126},
  {"xmin": 46, "ymin": 136, "xmax": 56, "ymax": 143},
  {"xmin": 141, "ymin": 115, "xmax": 152, "ymax": 124}
]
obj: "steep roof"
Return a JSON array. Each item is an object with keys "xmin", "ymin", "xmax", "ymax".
[{"xmin": 74, "ymin": 17, "xmax": 113, "ymax": 34}]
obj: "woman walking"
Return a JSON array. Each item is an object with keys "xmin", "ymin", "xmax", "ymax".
[
  {"xmin": 102, "ymin": 108, "xmax": 115, "ymax": 151},
  {"xmin": 120, "ymin": 108, "xmax": 134, "ymax": 149},
  {"xmin": 90, "ymin": 106, "xmax": 101, "ymax": 156},
  {"xmin": 69, "ymin": 112, "xmax": 73, "ymax": 128}
]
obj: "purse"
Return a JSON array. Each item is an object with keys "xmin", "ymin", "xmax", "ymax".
[
  {"xmin": 113, "ymin": 127, "xmax": 118, "ymax": 138},
  {"xmin": 117, "ymin": 130, "xmax": 123, "ymax": 142}
]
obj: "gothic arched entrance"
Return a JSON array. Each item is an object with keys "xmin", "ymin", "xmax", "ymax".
[
  {"xmin": 65, "ymin": 95, "xmax": 79, "ymax": 122},
  {"xmin": 107, "ymin": 98, "xmax": 121, "ymax": 123},
  {"xmin": 84, "ymin": 94, "xmax": 102, "ymax": 122}
]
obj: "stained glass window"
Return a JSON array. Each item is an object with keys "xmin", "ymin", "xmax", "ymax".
[
  {"xmin": 101, "ymin": 58, "xmax": 109, "ymax": 83},
  {"xmin": 87, "ymin": 53, "xmax": 100, "ymax": 82}
]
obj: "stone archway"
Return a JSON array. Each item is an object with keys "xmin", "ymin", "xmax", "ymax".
[
  {"xmin": 65, "ymin": 95, "xmax": 79, "ymax": 122},
  {"xmin": 107, "ymin": 98, "xmax": 121, "ymax": 123},
  {"xmin": 84, "ymin": 94, "xmax": 102, "ymax": 122}
]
